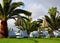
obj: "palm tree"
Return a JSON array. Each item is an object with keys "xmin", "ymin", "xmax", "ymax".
[
  {"xmin": 0, "ymin": 0, "xmax": 31, "ymax": 38},
  {"xmin": 45, "ymin": 7, "xmax": 60, "ymax": 30},
  {"xmin": 15, "ymin": 15, "xmax": 30, "ymax": 29},
  {"xmin": 45, "ymin": 7, "xmax": 60, "ymax": 37},
  {"xmin": 15, "ymin": 16, "xmax": 41, "ymax": 34},
  {"xmin": 30, "ymin": 21, "xmax": 40, "ymax": 31},
  {"xmin": 15, "ymin": 16, "xmax": 31, "ymax": 34}
]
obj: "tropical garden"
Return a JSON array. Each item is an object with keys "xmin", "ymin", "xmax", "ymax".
[
  {"xmin": 0, "ymin": 0, "xmax": 60, "ymax": 42},
  {"xmin": 0, "ymin": 0, "xmax": 60, "ymax": 43}
]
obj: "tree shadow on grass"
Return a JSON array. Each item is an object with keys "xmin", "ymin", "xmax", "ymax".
[{"xmin": 29, "ymin": 38, "xmax": 38, "ymax": 43}]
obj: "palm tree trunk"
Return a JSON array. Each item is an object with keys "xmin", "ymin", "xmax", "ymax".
[
  {"xmin": 0, "ymin": 20, "xmax": 8, "ymax": 38},
  {"xmin": 48, "ymin": 30, "xmax": 55, "ymax": 38},
  {"xmin": 26, "ymin": 29, "xmax": 30, "ymax": 35}
]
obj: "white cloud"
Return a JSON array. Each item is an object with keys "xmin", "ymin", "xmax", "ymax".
[
  {"xmin": 26, "ymin": 3, "xmax": 47, "ymax": 20},
  {"xmin": 7, "ymin": 19, "xmax": 15, "ymax": 27}
]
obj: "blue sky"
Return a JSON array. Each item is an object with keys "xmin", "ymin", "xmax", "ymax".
[{"xmin": 0, "ymin": 0, "xmax": 60, "ymax": 31}]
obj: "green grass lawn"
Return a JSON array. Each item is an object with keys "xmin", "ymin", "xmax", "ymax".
[{"xmin": 0, "ymin": 38, "xmax": 60, "ymax": 43}]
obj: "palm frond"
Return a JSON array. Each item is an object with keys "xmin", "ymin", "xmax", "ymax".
[
  {"xmin": 8, "ymin": 9, "xmax": 31, "ymax": 17},
  {"xmin": 0, "ymin": 4, "xmax": 3, "ymax": 14},
  {"xmin": 7, "ymin": 16, "xmax": 16, "ymax": 21},
  {"xmin": 45, "ymin": 15, "xmax": 53, "ymax": 27},
  {"xmin": 8, "ymin": 2, "xmax": 24, "ymax": 14}
]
